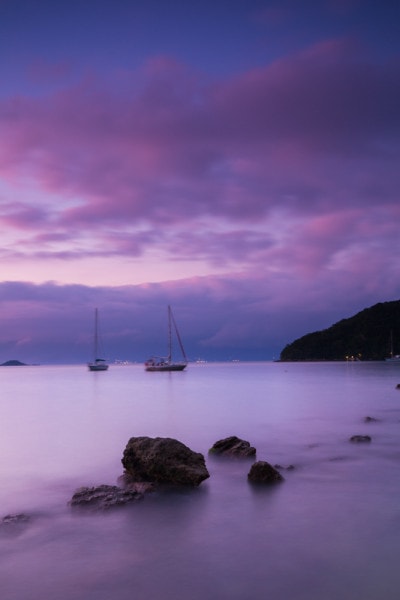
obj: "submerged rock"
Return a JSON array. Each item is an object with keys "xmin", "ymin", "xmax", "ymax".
[
  {"xmin": 0, "ymin": 513, "xmax": 30, "ymax": 536},
  {"xmin": 1, "ymin": 513, "xmax": 30, "ymax": 524},
  {"xmin": 364, "ymin": 416, "xmax": 379, "ymax": 423},
  {"xmin": 349, "ymin": 435, "xmax": 372, "ymax": 443},
  {"xmin": 248, "ymin": 461, "xmax": 284, "ymax": 484},
  {"xmin": 122, "ymin": 437, "xmax": 210, "ymax": 487},
  {"xmin": 274, "ymin": 463, "xmax": 295, "ymax": 471},
  {"xmin": 209, "ymin": 436, "xmax": 256, "ymax": 457},
  {"xmin": 69, "ymin": 485, "xmax": 143, "ymax": 511}
]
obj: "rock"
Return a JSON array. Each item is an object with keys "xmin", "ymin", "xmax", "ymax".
[
  {"xmin": 117, "ymin": 474, "xmax": 156, "ymax": 494},
  {"xmin": 248, "ymin": 461, "xmax": 284, "ymax": 484},
  {"xmin": 349, "ymin": 435, "xmax": 372, "ymax": 443},
  {"xmin": 209, "ymin": 436, "xmax": 256, "ymax": 457},
  {"xmin": 396, "ymin": 384, "xmax": 400, "ymax": 389},
  {"xmin": 274, "ymin": 463, "xmax": 295, "ymax": 471},
  {"xmin": 1, "ymin": 513, "xmax": 30, "ymax": 524},
  {"xmin": 364, "ymin": 416, "xmax": 379, "ymax": 422},
  {"xmin": 0, "ymin": 513, "xmax": 30, "ymax": 536},
  {"xmin": 69, "ymin": 485, "xmax": 143, "ymax": 511},
  {"xmin": 121, "ymin": 437, "xmax": 210, "ymax": 487}
]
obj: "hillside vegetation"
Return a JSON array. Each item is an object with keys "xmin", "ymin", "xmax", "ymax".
[{"xmin": 279, "ymin": 300, "xmax": 400, "ymax": 361}]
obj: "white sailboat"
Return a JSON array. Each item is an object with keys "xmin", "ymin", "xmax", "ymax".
[
  {"xmin": 88, "ymin": 308, "xmax": 109, "ymax": 371},
  {"xmin": 145, "ymin": 305, "xmax": 188, "ymax": 372}
]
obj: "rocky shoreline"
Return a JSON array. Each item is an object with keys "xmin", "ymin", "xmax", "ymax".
[{"xmin": 1, "ymin": 421, "xmax": 379, "ymax": 529}]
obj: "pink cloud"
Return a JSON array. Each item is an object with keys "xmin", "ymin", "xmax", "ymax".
[
  {"xmin": 0, "ymin": 202, "xmax": 49, "ymax": 229},
  {"xmin": 0, "ymin": 38, "xmax": 399, "ymax": 284},
  {"xmin": 1, "ymin": 39, "xmax": 397, "ymax": 194}
]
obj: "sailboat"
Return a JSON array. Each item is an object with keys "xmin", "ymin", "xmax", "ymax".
[
  {"xmin": 385, "ymin": 330, "xmax": 400, "ymax": 363},
  {"xmin": 145, "ymin": 305, "xmax": 188, "ymax": 372},
  {"xmin": 88, "ymin": 308, "xmax": 109, "ymax": 371}
]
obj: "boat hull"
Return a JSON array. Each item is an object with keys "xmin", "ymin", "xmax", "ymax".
[
  {"xmin": 145, "ymin": 363, "xmax": 187, "ymax": 372},
  {"xmin": 88, "ymin": 363, "xmax": 109, "ymax": 371}
]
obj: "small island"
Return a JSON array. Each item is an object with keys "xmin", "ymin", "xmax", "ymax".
[{"xmin": 0, "ymin": 360, "xmax": 28, "ymax": 367}]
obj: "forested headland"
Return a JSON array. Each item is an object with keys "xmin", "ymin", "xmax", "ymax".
[{"xmin": 279, "ymin": 300, "xmax": 400, "ymax": 361}]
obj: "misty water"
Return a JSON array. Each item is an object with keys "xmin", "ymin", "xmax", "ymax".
[{"xmin": 1, "ymin": 361, "xmax": 400, "ymax": 599}]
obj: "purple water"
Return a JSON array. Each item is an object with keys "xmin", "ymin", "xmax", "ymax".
[{"xmin": 1, "ymin": 362, "xmax": 400, "ymax": 599}]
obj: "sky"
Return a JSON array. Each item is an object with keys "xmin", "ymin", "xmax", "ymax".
[{"xmin": 0, "ymin": 0, "xmax": 400, "ymax": 364}]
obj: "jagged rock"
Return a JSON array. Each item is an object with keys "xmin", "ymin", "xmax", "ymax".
[
  {"xmin": 121, "ymin": 437, "xmax": 210, "ymax": 487},
  {"xmin": 69, "ymin": 485, "xmax": 143, "ymax": 511},
  {"xmin": 209, "ymin": 436, "xmax": 256, "ymax": 457},
  {"xmin": 349, "ymin": 435, "xmax": 372, "ymax": 443},
  {"xmin": 248, "ymin": 461, "xmax": 284, "ymax": 484}
]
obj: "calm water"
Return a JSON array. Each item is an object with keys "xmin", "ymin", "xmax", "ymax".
[{"xmin": 1, "ymin": 361, "xmax": 400, "ymax": 600}]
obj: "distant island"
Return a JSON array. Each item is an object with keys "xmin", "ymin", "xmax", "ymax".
[
  {"xmin": 0, "ymin": 360, "xmax": 28, "ymax": 366},
  {"xmin": 279, "ymin": 300, "xmax": 400, "ymax": 361}
]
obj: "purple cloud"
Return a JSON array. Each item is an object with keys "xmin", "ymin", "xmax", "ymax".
[
  {"xmin": 0, "ymin": 16, "xmax": 399, "ymax": 363},
  {"xmin": 1, "ymin": 37, "xmax": 399, "ymax": 231}
]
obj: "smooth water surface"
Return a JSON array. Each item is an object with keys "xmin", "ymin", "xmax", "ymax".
[{"xmin": 1, "ymin": 361, "xmax": 400, "ymax": 599}]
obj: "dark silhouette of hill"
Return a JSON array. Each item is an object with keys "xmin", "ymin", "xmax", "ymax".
[
  {"xmin": 0, "ymin": 359, "xmax": 27, "ymax": 366},
  {"xmin": 279, "ymin": 300, "xmax": 400, "ymax": 361}
]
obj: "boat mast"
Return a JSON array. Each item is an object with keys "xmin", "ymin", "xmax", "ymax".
[
  {"xmin": 167, "ymin": 305, "xmax": 172, "ymax": 361},
  {"xmin": 94, "ymin": 308, "xmax": 99, "ymax": 360},
  {"xmin": 169, "ymin": 305, "xmax": 188, "ymax": 363}
]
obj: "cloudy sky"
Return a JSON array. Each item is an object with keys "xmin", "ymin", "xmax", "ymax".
[{"xmin": 1, "ymin": 0, "xmax": 399, "ymax": 364}]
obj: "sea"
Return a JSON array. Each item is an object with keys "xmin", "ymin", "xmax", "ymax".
[{"xmin": 1, "ymin": 361, "xmax": 400, "ymax": 600}]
